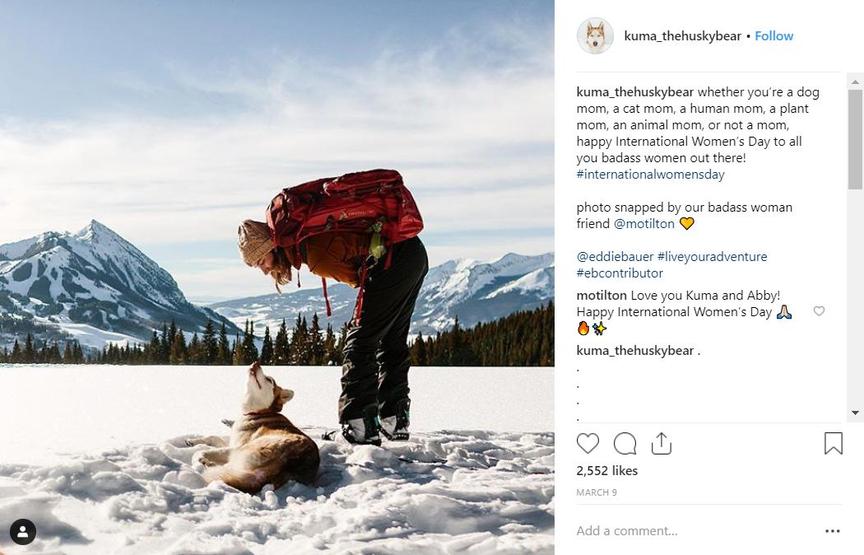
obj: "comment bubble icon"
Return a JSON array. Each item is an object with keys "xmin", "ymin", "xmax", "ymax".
[{"xmin": 614, "ymin": 432, "xmax": 637, "ymax": 455}]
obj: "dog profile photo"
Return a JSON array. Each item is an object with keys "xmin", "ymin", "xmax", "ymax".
[{"xmin": 579, "ymin": 17, "xmax": 613, "ymax": 54}]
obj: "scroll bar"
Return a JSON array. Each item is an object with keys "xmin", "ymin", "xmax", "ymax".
[
  {"xmin": 848, "ymin": 74, "xmax": 863, "ymax": 422},
  {"xmin": 850, "ymin": 80, "xmax": 862, "ymax": 190}
]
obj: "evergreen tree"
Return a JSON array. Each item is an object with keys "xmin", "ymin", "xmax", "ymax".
[
  {"xmin": 409, "ymin": 303, "xmax": 554, "ymax": 367},
  {"xmin": 450, "ymin": 316, "xmax": 478, "ymax": 365},
  {"xmin": 290, "ymin": 315, "xmax": 309, "ymax": 364},
  {"xmin": 2, "ymin": 302, "xmax": 548, "ymax": 368},
  {"xmin": 73, "ymin": 341, "xmax": 84, "ymax": 364},
  {"xmin": 274, "ymin": 319, "xmax": 289, "ymax": 365},
  {"xmin": 242, "ymin": 320, "xmax": 259, "ymax": 364},
  {"xmin": 431, "ymin": 327, "xmax": 449, "ymax": 366},
  {"xmin": 218, "ymin": 323, "xmax": 231, "ymax": 365},
  {"xmin": 148, "ymin": 330, "xmax": 161, "ymax": 364},
  {"xmin": 34, "ymin": 340, "xmax": 44, "ymax": 363},
  {"xmin": 411, "ymin": 331, "xmax": 428, "ymax": 366},
  {"xmin": 11, "ymin": 339, "xmax": 21, "ymax": 363},
  {"xmin": 309, "ymin": 313, "xmax": 324, "ymax": 365},
  {"xmin": 427, "ymin": 331, "xmax": 442, "ymax": 365},
  {"xmin": 49, "ymin": 342, "xmax": 61, "ymax": 364},
  {"xmin": 202, "ymin": 320, "xmax": 217, "ymax": 365},
  {"xmin": 260, "ymin": 326, "xmax": 274, "ymax": 365},
  {"xmin": 188, "ymin": 332, "xmax": 201, "ymax": 365},
  {"xmin": 232, "ymin": 328, "xmax": 245, "ymax": 365},
  {"xmin": 24, "ymin": 333, "xmax": 34, "ymax": 363},
  {"xmin": 323, "ymin": 324, "xmax": 338, "ymax": 365},
  {"xmin": 170, "ymin": 329, "xmax": 187, "ymax": 364},
  {"xmin": 159, "ymin": 323, "xmax": 170, "ymax": 363}
]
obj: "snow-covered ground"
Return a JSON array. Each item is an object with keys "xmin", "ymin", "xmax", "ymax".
[{"xmin": 0, "ymin": 366, "xmax": 554, "ymax": 554}]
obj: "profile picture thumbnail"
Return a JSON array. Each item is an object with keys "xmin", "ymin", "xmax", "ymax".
[{"xmin": 579, "ymin": 17, "xmax": 613, "ymax": 54}]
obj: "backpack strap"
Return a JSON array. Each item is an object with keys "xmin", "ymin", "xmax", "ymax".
[
  {"xmin": 321, "ymin": 277, "xmax": 332, "ymax": 317},
  {"xmin": 382, "ymin": 188, "xmax": 403, "ymax": 270},
  {"xmin": 352, "ymin": 262, "xmax": 370, "ymax": 325}
]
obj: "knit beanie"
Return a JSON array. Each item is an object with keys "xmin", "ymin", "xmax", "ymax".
[{"xmin": 238, "ymin": 220, "xmax": 273, "ymax": 266}]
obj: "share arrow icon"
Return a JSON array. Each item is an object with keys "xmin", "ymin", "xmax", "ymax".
[{"xmin": 651, "ymin": 432, "xmax": 672, "ymax": 455}]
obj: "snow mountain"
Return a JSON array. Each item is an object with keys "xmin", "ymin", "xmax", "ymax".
[
  {"xmin": 210, "ymin": 252, "xmax": 554, "ymax": 335},
  {"xmin": 0, "ymin": 220, "xmax": 238, "ymax": 348}
]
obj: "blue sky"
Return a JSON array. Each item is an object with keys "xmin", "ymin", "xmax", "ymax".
[{"xmin": 0, "ymin": 0, "xmax": 553, "ymax": 301}]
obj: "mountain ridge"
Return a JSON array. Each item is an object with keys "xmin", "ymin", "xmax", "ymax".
[
  {"xmin": 0, "ymin": 220, "xmax": 238, "ymax": 349},
  {"xmin": 210, "ymin": 251, "xmax": 554, "ymax": 335},
  {"xmin": 0, "ymin": 221, "xmax": 552, "ymax": 348}
]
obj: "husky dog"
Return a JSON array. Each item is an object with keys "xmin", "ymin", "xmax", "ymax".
[
  {"xmin": 187, "ymin": 362, "xmax": 319, "ymax": 493},
  {"xmin": 586, "ymin": 21, "xmax": 606, "ymax": 52}
]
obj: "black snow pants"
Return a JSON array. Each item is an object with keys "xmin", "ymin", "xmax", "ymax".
[{"xmin": 338, "ymin": 236, "xmax": 428, "ymax": 422}]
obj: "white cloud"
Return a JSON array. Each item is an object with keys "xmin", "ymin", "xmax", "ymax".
[{"xmin": 0, "ymin": 21, "xmax": 552, "ymax": 300}]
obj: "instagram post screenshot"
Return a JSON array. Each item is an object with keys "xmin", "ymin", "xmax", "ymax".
[
  {"xmin": 560, "ymin": 1, "xmax": 862, "ymax": 554},
  {"xmin": 0, "ymin": 2, "xmax": 554, "ymax": 553},
  {"xmin": 2, "ymin": 1, "xmax": 862, "ymax": 554}
]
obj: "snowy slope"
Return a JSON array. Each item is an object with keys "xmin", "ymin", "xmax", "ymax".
[
  {"xmin": 211, "ymin": 252, "xmax": 554, "ymax": 336},
  {"xmin": 0, "ymin": 221, "xmax": 238, "ymax": 349},
  {"xmin": 0, "ymin": 365, "xmax": 554, "ymax": 554},
  {"xmin": 413, "ymin": 252, "xmax": 554, "ymax": 332}
]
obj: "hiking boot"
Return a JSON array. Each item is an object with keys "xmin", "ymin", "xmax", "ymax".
[
  {"xmin": 341, "ymin": 404, "xmax": 381, "ymax": 446},
  {"xmin": 380, "ymin": 398, "xmax": 410, "ymax": 441}
]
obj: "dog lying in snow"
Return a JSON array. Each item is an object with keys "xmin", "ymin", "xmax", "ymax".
[{"xmin": 187, "ymin": 361, "xmax": 320, "ymax": 493}]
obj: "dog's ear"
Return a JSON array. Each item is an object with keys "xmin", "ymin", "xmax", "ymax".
[
  {"xmin": 598, "ymin": 22, "xmax": 604, "ymax": 31},
  {"xmin": 279, "ymin": 388, "xmax": 295, "ymax": 403}
]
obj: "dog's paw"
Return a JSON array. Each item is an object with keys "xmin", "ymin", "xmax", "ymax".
[
  {"xmin": 192, "ymin": 450, "xmax": 213, "ymax": 468},
  {"xmin": 191, "ymin": 452, "xmax": 206, "ymax": 473}
]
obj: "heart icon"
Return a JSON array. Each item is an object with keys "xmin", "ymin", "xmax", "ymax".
[
  {"xmin": 679, "ymin": 216, "xmax": 695, "ymax": 230},
  {"xmin": 577, "ymin": 433, "xmax": 600, "ymax": 454},
  {"xmin": 813, "ymin": 306, "xmax": 825, "ymax": 316}
]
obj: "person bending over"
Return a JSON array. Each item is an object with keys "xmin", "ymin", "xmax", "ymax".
[{"xmin": 238, "ymin": 220, "xmax": 427, "ymax": 445}]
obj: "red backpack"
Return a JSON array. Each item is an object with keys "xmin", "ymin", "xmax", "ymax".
[{"xmin": 266, "ymin": 169, "xmax": 424, "ymax": 321}]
